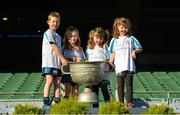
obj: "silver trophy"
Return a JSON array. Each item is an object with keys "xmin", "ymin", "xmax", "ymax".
[{"xmin": 61, "ymin": 61, "xmax": 105, "ymax": 103}]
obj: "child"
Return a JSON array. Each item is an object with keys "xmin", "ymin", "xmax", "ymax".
[
  {"xmin": 62, "ymin": 26, "xmax": 86, "ymax": 98},
  {"xmin": 41, "ymin": 11, "xmax": 67, "ymax": 109},
  {"xmin": 86, "ymin": 27, "xmax": 111, "ymax": 107},
  {"xmin": 108, "ymin": 17, "xmax": 143, "ymax": 108}
]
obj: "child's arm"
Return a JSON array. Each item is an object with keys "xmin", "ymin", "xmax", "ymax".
[
  {"xmin": 132, "ymin": 48, "xmax": 143, "ymax": 60},
  {"xmin": 108, "ymin": 52, "xmax": 115, "ymax": 65},
  {"xmin": 50, "ymin": 43, "xmax": 67, "ymax": 65},
  {"xmin": 131, "ymin": 36, "xmax": 143, "ymax": 60}
]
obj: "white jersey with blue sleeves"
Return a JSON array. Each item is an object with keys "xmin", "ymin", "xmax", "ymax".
[
  {"xmin": 42, "ymin": 29, "xmax": 62, "ymax": 69},
  {"xmin": 110, "ymin": 36, "xmax": 142, "ymax": 74}
]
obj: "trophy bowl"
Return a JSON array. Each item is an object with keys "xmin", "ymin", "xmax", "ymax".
[{"xmin": 61, "ymin": 61, "xmax": 106, "ymax": 103}]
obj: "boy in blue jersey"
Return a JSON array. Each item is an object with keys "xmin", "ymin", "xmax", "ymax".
[{"xmin": 41, "ymin": 11, "xmax": 67, "ymax": 109}]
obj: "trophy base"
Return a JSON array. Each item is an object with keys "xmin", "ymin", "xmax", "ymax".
[{"xmin": 78, "ymin": 87, "xmax": 98, "ymax": 103}]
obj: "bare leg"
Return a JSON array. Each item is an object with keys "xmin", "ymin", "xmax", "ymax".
[
  {"xmin": 54, "ymin": 77, "xmax": 61, "ymax": 97},
  {"xmin": 65, "ymin": 83, "xmax": 71, "ymax": 98},
  {"xmin": 44, "ymin": 75, "xmax": 53, "ymax": 97},
  {"xmin": 72, "ymin": 84, "xmax": 79, "ymax": 97}
]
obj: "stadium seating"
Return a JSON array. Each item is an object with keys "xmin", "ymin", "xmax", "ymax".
[
  {"xmin": 152, "ymin": 72, "xmax": 180, "ymax": 98},
  {"xmin": 0, "ymin": 73, "xmax": 14, "ymax": 99},
  {"xmin": 0, "ymin": 72, "xmax": 180, "ymax": 100},
  {"xmin": 133, "ymin": 74, "xmax": 152, "ymax": 99},
  {"xmin": 137, "ymin": 72, "xmax": 166, "ymax": 98}
]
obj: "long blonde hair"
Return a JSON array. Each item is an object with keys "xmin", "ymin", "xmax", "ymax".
[{"xmin": 112, "ymin": 17, "xmax": 132, "ymax": 39}]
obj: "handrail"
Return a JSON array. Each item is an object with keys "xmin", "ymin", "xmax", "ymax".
[
  {"xmin": 133, "ymin": 91, "xmax": 180, "ymax": 105},
  {"xmin": 0, "ymin": 92, "xmax": 44, "ymax": 94},
  {"xmin": 133, "ymin": 91, "xmax": 180, "ymax": 93}
]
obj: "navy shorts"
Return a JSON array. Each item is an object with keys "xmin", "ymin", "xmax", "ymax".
[
  {"xmin": 62, "ymin": 74, "xmax": 72, "ymax": 83},
  {"xmin": 61, "ymin": 74, "xmax": 78, "ymax": 86},
  {"xmin": 42, "ymin": 67, "xmax": 62, "ymax": 77}
]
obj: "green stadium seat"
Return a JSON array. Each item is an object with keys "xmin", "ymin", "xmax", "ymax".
[
  {"xmin": 0, "ymin": 73, "xmax": 14, "ymax": 89},
  {"xmin": 168, "ymin": 72, "xmax": 180, "ymax": 85},
  {"xmin": 133, "ymin": 74, "xmax": 152, "ymax": 98},
  {"xmin": 152, "ymin": 72, "xmax": 180, "ymax": 98},
  {"xmin": 137, "ymin": 72, "xmax": 166, "ymax": 98}
]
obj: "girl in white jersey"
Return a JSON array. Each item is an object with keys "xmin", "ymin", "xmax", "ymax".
[
  {"xmin": 109, "ymin": 17, "xmax": 143, "ymax": 108},
  {"xmin": 62, "ymin": 26, "xmax": 86, "ymax": 98},
  {"xmin": 86, "ymin": 27, "xmax": 111, "ymax": 107}
]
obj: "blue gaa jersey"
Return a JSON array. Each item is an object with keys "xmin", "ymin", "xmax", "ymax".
[
  {"xmin": 62, "ymin": 47, "xmax": 86, "ymax": 61},
  {"xmin": 42, "ymin": 29, "xmax": 62, "ymax": 69}
]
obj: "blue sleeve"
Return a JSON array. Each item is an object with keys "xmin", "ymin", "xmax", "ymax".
[
  {"xmin": 131, "ymin": 36, "xmax": 142, "ymax": 49},
  {"xmin": 61, "ymin": 46, "xmax": 65, "ymax": 55},
  {"xmin": 81, "ymin": 50, "xmax": 86, "ymax": 60},
  {"xmin": 85, "ymin": 49, "xmax": 89, "ymax": 60},
  {"xmin": 108, "ymin": 37, "xmax": 115, "ymax": 53},
  {"xmin": 44, "ymin": 31, "xmax": 55, "ymax": 43},
  {"xmin": 104, "ymin": 45, "xmax": 110, "ymax": 60}
]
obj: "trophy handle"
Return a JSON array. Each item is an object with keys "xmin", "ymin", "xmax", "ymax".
[{"xmin": 61, "ymin": 64, "xmax": 70, "ymax": 74}]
